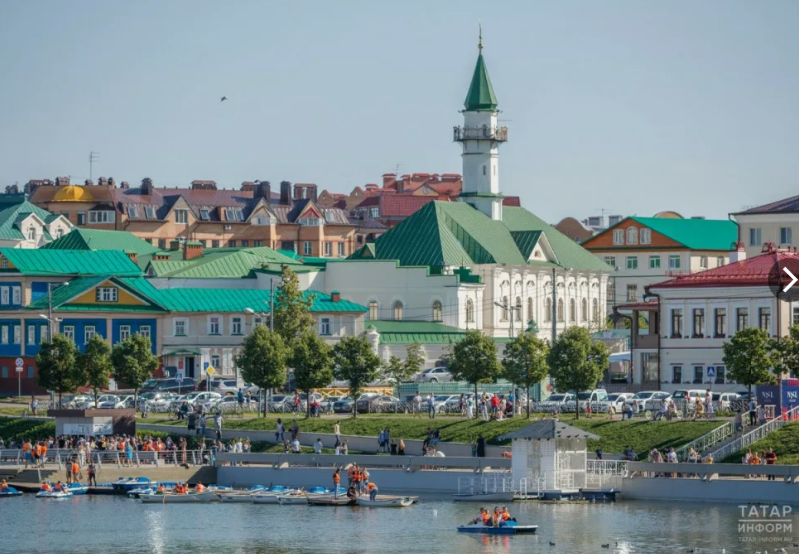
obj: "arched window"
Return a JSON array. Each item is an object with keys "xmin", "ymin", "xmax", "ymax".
[
  {"xmin": 393, "ymin": 301, "xmax": 404, "ymax": 321},
  {"xmin": 500, "ymin": 296, "xmax": 509, "ymax": 321},
  {"xmin": 432, "ymin": 300, "xmax": 443, "ymax": 322},
  {"xmin": 592, "ymin": 298, "xmax": 599, "ymax": 322},
  {"xmin": 569, "ymin": 299, "xmax": 576, "ymax": 322},
  {"xmin": 466, "ymin": 299, "xmax": 474, "ymax": 322},
  {"xmin": 544, "ymin": 298, "xmax": 552, "ymax": 322},
  {"xmin": 368, "ymin": 300, "xmax": 379, "ymax": 320},
  {"xmin": 527, "ymin": 298, "xmax": 533, "ymax": 322},
  {"xmin": 626, "ymin": 226, "xmax": 638, "ymax": 245},
  {"xmin": 581, "ymin": 298, "xmax": 588, "ymax": 322},
  {"xmin": 557, "ymin": 299, "xmax": 564, "ymax": 322},
  {"xmin": 515, "ymin": 297, "xmax": 522, "ymax": 321},
  {"xmin": 55, "ymin": 228, "xmax": 64, "ymax": 238},
  {"xmin": 27, "ymin": 227, "xmax": 36, "ymax": 241}
]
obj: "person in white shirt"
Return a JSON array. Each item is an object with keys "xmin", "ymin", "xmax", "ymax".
[
  {"xmin": 314, "ymin": 438, "xmax": 323, "ymax": 455},
  {"xmin": 413, "ymin": 395, "xmax": 422, "ymax": 418},
  {"xmin": 291, "ymin": 438, "xmax": 301, "ymax": 453}
]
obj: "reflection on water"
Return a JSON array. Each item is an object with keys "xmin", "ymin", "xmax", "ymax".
[{"xmin": 0, "ymin": 496, "xmax": 795, "ymax": 554}]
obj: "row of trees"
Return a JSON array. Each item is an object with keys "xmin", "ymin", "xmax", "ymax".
[
  {"xmin": 721, "ymin": 326, "xmax": 799, "ymax": 396},
  {"xmin": 37, "ymin": 333, "xmax": 158, "ymax": 404}
]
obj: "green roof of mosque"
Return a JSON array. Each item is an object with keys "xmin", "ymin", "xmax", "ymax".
[
  {"xmin": 368, "ymin": 320, "xmax": 510, "ymax": 345},
  {"xmin": 464, "ymin": 52, "xmax": 498, "ymax": 112},
  {"xmin": 145, "ymin": 247, "xmax": 301, "ymax": 279},
  {"xmin": 349, "ymin": 202, "xmax": 611, "ymax": 272},
  {"xmin": 43, "ymin": 229, "xmax": 161, "ymax": 257},
  {"xmin": 0, "ymin": 248, "xmax": 142, "ymax": 276},
  {"xmin": 0, "ymin": 200, "xmax": 57, "ymax": 240}
]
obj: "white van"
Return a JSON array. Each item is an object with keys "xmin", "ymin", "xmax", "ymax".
[
  {"xmin": 671, "ymin": 389, "xmax": 707, "ymax": 406},
  {"xmin": 566, "ymin": 389, "xmax": 610, "ymax": 413}
]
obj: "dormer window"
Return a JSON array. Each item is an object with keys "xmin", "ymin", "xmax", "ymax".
[
  {"xmin": 253, "ymin": 216, "xmax": 273, "ymax": 225},
  {"xmin": 144, "ymin": 206, "xmax": 156, "ymax": 219},
  {"xmin": 96, "ymin": 286, "xmax": 118, "ymax": 302},
  {"xmin": 225, "ymin": 208, "xmax": 243, "ymax": 221},
  {"xmin": 199, "ymin": 209, "xmax": 210, "ymax": 221},
  {"xmin": 127, "ymin": 206, "xmax": 138, "ymax": 218},
  {"xmin": 640, "ymin": 228, "xmax": 651, "ymax": 244},
  {"xmin": 55, "ymin": 228, "xmax": 64, "ymax": 239},
  {"xmin": 626, "ymin": 226, "xmax": 638, "ymax": 245},
  {"xmin": 27, "ymin": 227, "xmax": 37, "ymax": 241},
  {"xmin": 299, "ymin": 217, "xmax": 322, "ymax": 226}
]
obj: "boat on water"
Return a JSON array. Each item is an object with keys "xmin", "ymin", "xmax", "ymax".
[
  {"xmin": 112, "ymin": 477, "xmax": 156, "ymax": 493},
  {"xmin": 139, "ymin": 492, "xmax": 216, "ymax": 504},
  {"xmin": 67, "ymin": 483, "xmax": 89, "ymax": 495},
  {"xmin": 307, "ymin": 495, "xmax": 357, "ymax": 506},
  {"xmin": 277, "ymin": 492, "xmax": 308, "ymax": 505},
  {"xmin": 457, "ymin": 522, "xmax": 538, "ymax": 535},
  {"xmin": 216, "ymin": 486, "xmax": 268, "ymax": 503},
  {"xmin": 452, "ymin": 492, "xmax": 514, "ymax": 502},
  {"xmin": 356, "ymin": 495, "xmax": 415, "ymax": 508},
  {"xmin": 0, "ymin": 486, "xmax": 22, "ymax": 497},
  {"xmin": 36, "ymin": 489, "xmax": 73, "ymax": 499}
]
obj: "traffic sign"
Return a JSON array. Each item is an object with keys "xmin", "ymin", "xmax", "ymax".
[
  {"xmin": 204, "ymin": 362, "xmax": 214, "ymax": 375},
  {"xmin": 707, "ymin": 366, "xmax": 716, "ymax": 378},
  {"xmin": 176, "ymin": 370, "xmax": 184, "ymax": 383},
  {"xmin": 15, "ymin": 358, "xmax": 23, "ymax": 368}
]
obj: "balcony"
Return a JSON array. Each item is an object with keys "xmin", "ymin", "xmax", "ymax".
[
  {"xmin": 665, "ymin": 269, "xmax": 694, "ymax": 277},
  {"xmin": 453, "ymin": 126, "xmax": 508, "ymax": 142}
]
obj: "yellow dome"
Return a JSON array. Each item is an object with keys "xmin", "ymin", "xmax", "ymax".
[
  {"xmin": 653, "ymin": 210, "xmax": 683, "ymax": 219},
  {"xmin": 53, "ymin": 185, "xmax": 94, "ymax": 202}
]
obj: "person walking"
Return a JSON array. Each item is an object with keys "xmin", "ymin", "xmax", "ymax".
[
  {"xmin": 427, "ymin": 395, "xmax": 435, "ymax": 419},
  {"xmin": 476, "ymin": 434, "xmax": 486, "ymax": 458},
  {"xmin": 214, "ymin": 412, "xmax": 223, "ymax": 440},
  {"xmin": 749, "ymin": 399, "xmax": 757, "ymax": 427},
  {"xmin": 413, "ymin": 394, "xmax": 421, "ymax": 417}
]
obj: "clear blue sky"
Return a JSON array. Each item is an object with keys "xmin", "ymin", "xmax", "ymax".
[{"xmin": 1, "ymin": 0, "xmax": 798, "ymax": 222}]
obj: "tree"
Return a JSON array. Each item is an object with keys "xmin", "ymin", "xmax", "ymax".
[
  {"xmin": 272, "ymin": 266, "xmax": 316, "ymax": 344},
  {"xmin": 547, "ymin": 326, "xmax": 609, "ymax": 419},
  {"xmin": 111, "ymin": 334, "xmax": 159, "ymax": 407},
  {"xmin": 382, "ymin": 343, "xmax": 425, "ymax": 385},
  {"xmin": 502, "ymin": 332, "xmax": 550, "ymax": 418},
  {"xmin": 235, "ymin": 326, "xmax": 288, "ymax": 417},
  {"xmin": 36, "ymin": 334, "xmax": 79, "ymax": 404},
  {"xmin": 333, "ymin": 335, "xmax": 381, "ymax": 418},
  {"xmin": 77, "ymin": 334, "xmax": 113, "ymax": 405},
  {"xmin": 448, "ymin": 330, "xmax": 501, "ymax": 397},
  {"xmin": 723, "ymin": 327, "xmax": 777, "ymax": 398},
  {"xmin": 771, "ymin": 324, "xmax": 799, "ymax": 378},
  {"xmin": 291, "ymin": 329, "xmax": 334, "ymax": 418}
]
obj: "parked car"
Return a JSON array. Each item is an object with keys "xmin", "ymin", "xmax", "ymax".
[
  {"xmin": 671, "ymin": 389, "xmax": 708, "ymax": 407},
  {"xmin": 62, "ymin": 394, "xmax": 94, "ymax": 409},
  {"xmin": 641, "ymin": 392, "xmax": 672, "ymax": 412},
  {"xmin": 433, "ymin": 395, "xmax": 461, "ymax": 413},
  {"xmin": 538, "ymin": 393, "xmax": 574, "ymax": 412},
  {"xmin": 98, "ymin": 395, "xmax": 134, "ymax": 409},
  {"xmin": 334, "ymin": 394, "xmax": 378, "ymax": 414},
  {"xmin": 566, "ymin": 389, "xmax": 610, "ymax": 413},
  {"xmin": 356, "ymin": 395, "xmax": 408, "ymax": 414},
  {"xmin": 141, "ymin": 377, "xmax": 197, "ymax": 394},
  {"xmin": 625, "ymin": 391, "xmax": 663, "ymax": 412},
  {"xmin": 712, "ymin": 392, "xmax": 741, "ymax": 410},
  {"xmin": 414, "ymin": 367, "xmax": 452, "ymax": 383},
  {"xmin": 197, "ymin": 379, "xmax": 239, "ymax": 395},
  {"xmin": 171, "ymin": 391, "xmax": 222, "ymax": 410},
  {"xmin": 607, "ymin": 392, "xmax": 635, "ymax": 413},
  {"xmin": 138, "ymin": 392, "xmax": 178, "ymax": 411}
]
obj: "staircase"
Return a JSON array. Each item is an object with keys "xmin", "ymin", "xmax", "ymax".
[
  {"xmin": 708, "ymin": 406, "xmax": 799, "ymax": 462},
  {"xmin": 674, "ymin": 420, "xmax": 734, "ymax": 461},
  {"xmin": 13, "ymin": 468, "xmax": 57, "ymax": 483}
]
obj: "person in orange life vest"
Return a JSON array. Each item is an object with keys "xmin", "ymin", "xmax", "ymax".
[
  {"xmin": 71, "ymin": 461, "xmax": 81, "ymax": 483},
  {"xmin": 481, "ymin": 508, "xmax": 492, "ymax": 525},
  {"xmin": 501, "ymin": 506, "xmax": 512, "ymax": 522},
  {"xmin": 41, "ymin": 481, "xmax": 52, "ymax": 492},
  {"xmin": 156, "ymin": 484, "xmax": 164, "ymax": 494},
  {"xmin": 492, "ymin": 507, "xmax": 502, "ymax": 527},
  {"xmin": 195, "ymin": 483, "xmax": 205, "ymax": 493},
  {"xmin": 332, "ymin": 468, "xmax": 341, "ymax": 498},
  {"xmin": 366, "ymin": 481, "xmax": 378, "ymax": 501},
  {"xmin": 54, "ymin": 481, "xmax": 64, "ymax": 492}
]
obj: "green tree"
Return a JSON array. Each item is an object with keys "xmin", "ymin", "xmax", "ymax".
[
  {"xmin": 723, "ymin": 327, "xmax": 777, "ymax": 398},
  {"xmin": 547, "ymin": 326, "xmax": 609, "ymax": 419},
  {"xmin": 77, "ymin": 334, "xmax": 113, "ymax": 405},
  {"xmin": 291, "ymin": 329, "xmax": 334, "ymax": 418},
  {"xmin": 771, "ymin": 324, "xmax": 799, "ymax": 378},
  {"xmin": 333, "ymin": 335, "xmax": 381, "ymax": 418},
  {"xmin": 272, "ymin": 266, "xmax": 316, "ymax": 344},
  {"xmin": 111, "ymin": 334, "xmax": 159, "ymax": 406},
  {"xmin": 235, "ymin": 326, "xmax": 288, "ymax": 417},
  {"xmin": 382, "ymin": 343, "xmax": 425, "ymax": 385},
  {"xmin": 502, "ymin": 331, "xmax": 550, "ymax": 418},
  {"xmin": 448, "ymin": 330, "xmax": 501, "ymax": 397},
  {"xmin": 36, "ymin": 334, "xmax": 79, "ymax": 404}
]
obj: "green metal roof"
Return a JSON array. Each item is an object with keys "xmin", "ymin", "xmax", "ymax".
[
  {"xmin": 43, "ymin": 229, "xmax": 161, "ymax": 257},
  {"xmin": 349, "ymin": 202, "xmax": 610, "ymax": 272},
  {"xmin": 0, "ymin": 200, "xmax": 57, "ymax": 240},
  {"xmin": 464, "ymin": 52, "xmax": 498, "ymax": 112},
  {"xmin": 0, "ymin": 248, "xmax": 142, "ymax": 276},
  {"xmin": 145, "ymin": 247, "xmax": 301, "ymax": 279},
  {"xmin": 627, "ymin": 217, "xmax": 737, "ymax": 251},
  {"xmin": 369, "ymin": 320, "xmax": 509, "ymax": 345},
  {"xmin": 26, "ymin": 275, "xmax": 167, "ymax": 312}
]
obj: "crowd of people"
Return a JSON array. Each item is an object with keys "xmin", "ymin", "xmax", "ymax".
[{"xmin": 411, "ymin": 392, "xmax": 519, "ymax": 421}]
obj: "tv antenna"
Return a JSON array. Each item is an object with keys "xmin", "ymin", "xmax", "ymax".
[{"xmin": 89, "ymin": 152, "xmax": 100, "ymax": 181}]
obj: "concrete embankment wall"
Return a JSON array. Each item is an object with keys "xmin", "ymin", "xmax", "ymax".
[
  {"xmin": 217, "ymin": 466, "xmax": 477, "ymax": 493},
  {"xmin": 137, "ymin": 423, "xmax": 508, "ymax": 457},
  {"xmin": 622, "ymin": 477, "xmax": 799, "ymax": 505}
]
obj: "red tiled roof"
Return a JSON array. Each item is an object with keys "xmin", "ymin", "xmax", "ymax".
[
  {"xmin": 502, "ymin": 196, "xmax": 521, "ymax": 207},
  {"xmin": 354, "ymin": 195, "xmax": 381, "ymax": 209},
  {"xmin": 379, "ymin": 195, "xmax": 437, "ymax": 217},
  {"xmin": 651, "ymin": 250, "xmax": 796, "ymax": 289}
]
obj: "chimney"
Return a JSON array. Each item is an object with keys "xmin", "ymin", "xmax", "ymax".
[
  {"xmin": 97, "ymin": 177, "xmax": 106, "ymax": 186},
  {"xmin": 84, "ymin": 179, "xmax": 93, "ymax": 186},
  {"xmin": 382, "ymin": 173, "xmax": 396, "ymax": 189},
  {"xmin": 397, "ymin": 179, "xmax": 404, "ymax": 193},
  {"xmin": 141, "ymin": 178, "xmax": 153, "ymax": 196},
  {"xmin": 56, "ymin": 176, "xmax": 70, "ymax": 186},
  {"xmin": 257, "ymin": 180, "xmax": 272, "ymax": 201},
  {"xmin": 108, "ymin": 177, "xmax": 115, "ymax": 187},
  {"xmin": 330, "ymin": 290, "xmax": 341, "ymax": 302},
  {"xmin": 183, "ymin": 241, "xmax": 204, "ymax": 261},
  {"xmin": 125, "ymin": 251, "xmax": 139, "ymax": 264},
  {"xmin": 240, "ymin": 181, "xmax": 255, "ymax": 192},
  {"xmin": 191, "ymin": 180, "xmax": 217, "ymax": 190},
  {"xmin": 153, "ymin": 253, "xmax": 171, "ymax": 261},
  {"xmin": 169, "ymin": 239, "xmax": 181, "ymax": 251},
  {"xmin": 280, "ymin": 181, "xmax": 292, "ymax": 205},
  {"xmin": 304, "ymin": 184, "xmax": 318, "ymax": 202},
  {"xmin": 120, "ymin": 181, "xmax": 129, "ymax": 189},
  {"xmin": 729, "ymin": 241, "xmax": 746, "ymax": 263},
  {"xmin": 294, "ymin": 184, "xmax": 303, "ymax": 200}
]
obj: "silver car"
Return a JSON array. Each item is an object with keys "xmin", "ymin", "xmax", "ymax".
[{"xmin": 414, "ymin": 367, "xmax": 452, "ymax": 383}]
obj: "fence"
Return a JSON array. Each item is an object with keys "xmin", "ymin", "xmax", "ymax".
[
  {"xmin": 674, "ymin": 421, "xmax": 734, "ymax": 460},
  {"xmin": 0, "ymin": 448, "xmax": 208, "ymax": 469},
  {"xmin": 708, "ymin": 406, "xmax": 799, "ymax": 462},
  {"xmin": 625, "ymin": 461, "xmax": 799, "ymax": 481}
]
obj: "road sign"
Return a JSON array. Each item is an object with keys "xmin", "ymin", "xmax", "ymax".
[
  {"xmin": 204, "ymin": 362, "xmax": 214, "ymax": 375},
  {"xmin": 15, "ymin": 358, "xmax": 23, "ymax": 367},
  {"xmin": 707, "ymin": 366, "xmax": 716, "ymax": 378},
  {"xmin": 176, "ymin": 370, "xmax": 184, "ymax": 383}
]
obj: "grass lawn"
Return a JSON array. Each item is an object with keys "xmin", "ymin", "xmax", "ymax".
[
  {"xmin": 0, "ymin": 407, "xmax": 26, "ymax": 416},
  {"xmin": 720, "ymin": 422, "xmax": 799, "ymax": 465}
]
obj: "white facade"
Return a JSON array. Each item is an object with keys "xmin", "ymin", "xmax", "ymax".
[
  {"xmin": 733, "ymin": 211, "xmax": 799, "ymax": 259},
  {"xmin": 459, "ymin": 109, "xmax": 503, "ymax": 221},
  {"xmin": 0, "ymin": 213, "xmax": 72, "ymax": 249}
]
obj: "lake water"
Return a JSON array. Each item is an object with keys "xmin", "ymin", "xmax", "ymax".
[{"xmin": 0, "ymin": 495, "xmax": 794, "ymax": 554}]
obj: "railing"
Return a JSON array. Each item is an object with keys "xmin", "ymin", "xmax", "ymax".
[
  {"xmin": 457, "ymin": 475, "xmax": 514, "ymax": 495},
  {"xmin": 452, "ymin": 126, "xmax": 508, "ymax": 142},
  {"xmin": 626, "ymin": 461, "xmax": 799, "ymax": 481},
  {"xmin": 215, "ymin": 452, "xmax": 511, "ymax": 472},
  {"xmin": 586, "ymin": 460, "xmax": 628, "ymax": 475},
  {"xmin": 708, "ymin": 406, "xmax": 799, "ymax": 462},
  {"xmin": 674, "ymin": 421, "xmax": 734, "ymax": 460},
  {"xmin": 0, "ymin": 448, "xmax": 208, "ymax": 469}
]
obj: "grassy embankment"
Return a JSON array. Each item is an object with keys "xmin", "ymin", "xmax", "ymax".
[{"xmin": 721, "ymin": 422, "xmax": 799, "ymax": 465}]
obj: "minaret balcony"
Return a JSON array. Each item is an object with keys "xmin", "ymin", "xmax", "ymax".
[{"xmin": 453, "ymin": 126, "xmax": 508, "ymax": 142}]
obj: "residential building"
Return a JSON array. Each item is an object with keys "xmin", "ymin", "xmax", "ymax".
[
  {"xmin": 317, "ymin": 172, "xmax": 464, "ymax": 211},
  {"xmin": 0, "ymin": 200, "xmax": 72, "ymax": 249},
  {"xmin": 732, "ymin": 193, "xmax": 799, "ymax": 259},
  {"xmin": 618, "ymin": 244, "xmax": 792, "ymax": 393},
  {"xmin": 27, "ymin": 179, "xmax": 357, "ymax": 258},
  {"xmin": 553, "ymin": 217, "xmax": 596, "ymax": 243},
  {"xmin": 581, "ymin": 216, "xmax": 738, "ymax": 308}
]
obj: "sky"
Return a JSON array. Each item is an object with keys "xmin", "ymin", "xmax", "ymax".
[{"xmin": 1, "ymin": 0, "xmax": 798, "ymax": 223}]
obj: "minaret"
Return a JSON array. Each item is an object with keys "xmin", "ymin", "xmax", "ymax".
[{"xmin": 454, "ymin": 25, "xmax": 507, "ymax": 221}]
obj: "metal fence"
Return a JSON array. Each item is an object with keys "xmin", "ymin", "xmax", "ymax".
[
  {"xmin": 708, "ymin": 406, "xmax": 799, "ymax": 462},
  {"xmin": 0, "ymin": 448, "xmax": 209, "ymax": 469},
  {"xmin": 674, "ymin": 421, "xmax": 734, "ymax": 461}
]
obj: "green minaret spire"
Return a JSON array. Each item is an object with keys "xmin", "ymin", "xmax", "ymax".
[{"xmin": 463, "ymin": 24, "xmax": 498, "ymax": 112}]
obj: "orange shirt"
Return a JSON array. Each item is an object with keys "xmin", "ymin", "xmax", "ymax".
[
  {"xmin": 333, "ymin": 473, "xmax": 340, "ymax": 484},
  {"xmin": 367, "ymin": 483, "xmax": 377, "ymax": 491},
  {"xmin": 22, "ymin": 442, "xmax": 30, "ymax": 453},
  {"xmin": 41, "ymin": 445, "xmax": 47, "ymax": 456},
  {"xmin": 71, "ymin": 463, "xmax": 79, "ymax": 474}
]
